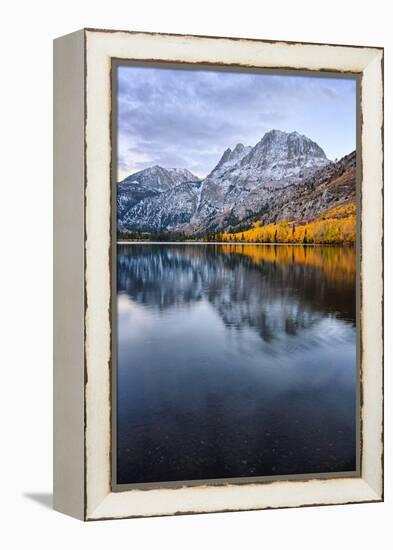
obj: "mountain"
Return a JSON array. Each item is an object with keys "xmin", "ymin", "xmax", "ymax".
[
  {"xmin": 119, "ymin": 180, "xmax": 202, "ymax": 233},
  {"xmin": 120, "ymin": 165, "xmax": 200, "ymax": 191},
  {"xmin": 117, "ymin": 166, "xmax": 201, "ymax": 227},
  {"xmin": 189, "ymin": 130, "xmax": 330, "ymax": 232},
  {"xmin": 117, "ymin": 130, "xmax": 339, "ymax": 236}
]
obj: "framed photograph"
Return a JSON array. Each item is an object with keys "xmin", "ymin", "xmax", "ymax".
[{"xmin": 53, "ymin": 29, "xmax": 383, "ymax": 520}]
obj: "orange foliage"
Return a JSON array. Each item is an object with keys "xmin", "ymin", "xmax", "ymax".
[{"xmin": 222, "ymin": 202, "xmax": 356, "ymax": 245}]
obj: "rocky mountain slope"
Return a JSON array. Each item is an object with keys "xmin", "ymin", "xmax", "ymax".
[
  {"xmin": 117, "ymin": 130, "xmax": 354, "ymax": 236},
  {"xmin": 227, "ymin": 150, "xmax": 356, "ymax": 233},
  {"xmin": 118, "ymin": 166, "xmax": 201, "ymax": 225}
]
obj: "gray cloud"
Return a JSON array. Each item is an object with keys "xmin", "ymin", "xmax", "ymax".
[{"xmin": 117, "ymin": 66, "xmax": 356, "ymax": 179}]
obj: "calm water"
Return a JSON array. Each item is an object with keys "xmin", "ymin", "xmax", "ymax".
[{"xmin": 116, "ymin": 244, "xmax": 357, "ymax": 484}]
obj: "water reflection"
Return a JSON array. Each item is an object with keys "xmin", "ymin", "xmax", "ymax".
[{"xmin": 117, "ymin": 244, "xmax": 357, "ymax": 484}]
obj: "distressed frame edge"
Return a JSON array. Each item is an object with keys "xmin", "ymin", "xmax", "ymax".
[
  {"xmin": 83, "ymin": 29, "xmax": 383, "ymax": 521},
  {"xmin": 358, "ymin": 48, "xmax": 384, "ymax": 500},
  {"xmin": 83, "ymin": 26, "xmax": 384, "ymax": 53}
]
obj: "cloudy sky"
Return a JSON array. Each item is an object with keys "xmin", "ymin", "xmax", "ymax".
[{"xmin": 117, "ymin": 65, "xmax": 357, "ymax": 180}]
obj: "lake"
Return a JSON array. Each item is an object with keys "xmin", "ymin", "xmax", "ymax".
[{"xmin": 116, "ymin": 243, "xmax": 357, "ymax": 485}]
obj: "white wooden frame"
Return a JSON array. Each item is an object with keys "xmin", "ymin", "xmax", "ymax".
[{"xmin": 53, "ymin": 28, "xmax": 383, "ymax": 521}]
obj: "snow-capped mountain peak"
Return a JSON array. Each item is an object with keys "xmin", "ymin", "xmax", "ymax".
[
  {"xmin": 119, "ymin": 165, "xmax": 200, "ymax": 193},
  {"xmin": 117, "ymin": 165, "xmax": 201, "ymax": 227},
  {"xmin": 209, "ymin": 143, "xmax": 252, "ymax": 177},
  {"xmin": 241, "ymin": 130, "xmax": 327, "ymax": 170}
]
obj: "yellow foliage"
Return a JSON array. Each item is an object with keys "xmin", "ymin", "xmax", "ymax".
[{"xmin": 221, "ymin": 202, "xmax": 356, "ymax": 245}]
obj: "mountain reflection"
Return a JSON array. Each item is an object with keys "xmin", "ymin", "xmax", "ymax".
[
  {"xmin": 116, "ymin": 243, "xmax": 357, "ymax": 484},
  {"xmin": 117, "ymin": 244, "xmax": 356, "ymax": 344}
]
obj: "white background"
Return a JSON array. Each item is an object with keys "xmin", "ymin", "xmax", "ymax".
[{"xmin": 0, "ymin": 0, "xmax": 391, "ymax": 548}]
